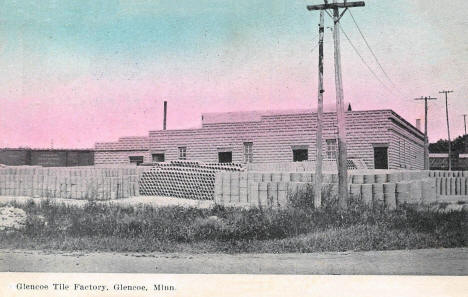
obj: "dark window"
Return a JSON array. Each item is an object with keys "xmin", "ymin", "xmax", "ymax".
[
  {"xmin": 152, "ymin": 153, "xmax": 165, "ymax": 163},
  {"xmin": 129, "ymin": 156, "xmax": 144, "ymax": 166},
  {"xmin": 218, "ymin": 152, "xmax": 232, "ymax": 163},
  {"xmin": 374, "ymin": 147, "xmax": 388, "ymax": 169},
  {"xmin": 293, "ymin": 149, "xmax": 308, "ymax": 162}
]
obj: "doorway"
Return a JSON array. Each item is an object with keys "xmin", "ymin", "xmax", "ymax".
[{"xmin": 374, "ymin": 147, "xmax": 388, "ymax": 169}]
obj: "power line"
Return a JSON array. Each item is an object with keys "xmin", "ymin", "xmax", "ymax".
[
  {"xmin": 348, "ymin": 10, "xmax": 398, "ymax": 89},
  {"xmin": 321, "ymin": 11, "xmax": 398, "ymax": 98},
  {"xmin": 338, "ymin": 24, "xmax": 397, "ymax": 96},
  {"xmin": 311, "ymin": 35, "xmax": 320, "ymax": 53}
]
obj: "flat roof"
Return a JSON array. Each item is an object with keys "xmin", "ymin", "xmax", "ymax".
[{"xmin": 429, "ymin": 153, "xmax": 449, "ymax": 157}]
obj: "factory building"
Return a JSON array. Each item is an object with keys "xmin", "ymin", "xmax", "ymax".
[{"xmin": 95, "ymin": 109, "xmax": 425, "ymax": 170}]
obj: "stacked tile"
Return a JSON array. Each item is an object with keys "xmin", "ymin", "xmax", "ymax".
[
  {"xmin": 0, "ymin": 166, "xmax": 139, "ymax": 200},
  {"xmin": 139, "ymin": 166, "xmax": 218, "ymax": 200}
]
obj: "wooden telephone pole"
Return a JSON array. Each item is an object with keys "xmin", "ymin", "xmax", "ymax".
[
  {"xmin": 439, "ymin": 90, "xmax": 453, "ymax": 171},
  {"xmin": 307, "ymin": 1, "xmax": 365, "ymax": 211},
  {"xmin": 314, "ymin": 10, "xmax": 325, "ymax": 208},
  {"xmin": 414, "ymin": 96, "xmax": 437, "ymax": 170},
  {"xmin": 463, "ymin": 114, "xmax": 467, "ymax": 135}
]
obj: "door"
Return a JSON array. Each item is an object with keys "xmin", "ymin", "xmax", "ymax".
[{"xmin": 374, "ymin": 147, "xmax": 388, "ymax": 169}]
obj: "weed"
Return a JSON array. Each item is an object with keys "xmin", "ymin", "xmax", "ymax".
[{"xmin": 1, "ymin": 194, "xmax": 466, "ymax": 253}]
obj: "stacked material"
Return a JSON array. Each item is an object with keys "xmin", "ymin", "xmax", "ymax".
[
  {"xmin": 337, "ymin": 170, "xmax": 435, "ymax": 207},
  {"xmin": 0, "ymin": 167, "xmax": 139, "ymax": 200},
  {"xmin": 428, "ymin": 171, "xmax": 468, "ymax": 178},
  {"xmin": 435, "ymin": 176, "xmax": 468, "ymax": 196},
  {"xmin": 214, "ymin": 170, "xmax": 456, "ymax": 209},
  {"xmin": 139, "ymin": 161, "xmax": 245, "ymax": 200},
  {"xmin": 153, "ymin": 160, "xmax": 244, "ymax": 172},
  {"xmin": 246, "ymin": 159, "xmax": 366, "ymax": 172},
  {"xmin": 214, "ymin": 172, "xmax": 293, "ymax": 208}
]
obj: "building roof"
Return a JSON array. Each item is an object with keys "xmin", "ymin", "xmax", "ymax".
[
  {"xmin": 201, "ymin": 109, "xmax": 313, "ymax": 124},
  {"xmin": 429, "ymin": 153, "xmax": 449, "ymax": 158},
  {"xmin": 200, "ymin": 102, "xmax": 358, "ymax": 125}
]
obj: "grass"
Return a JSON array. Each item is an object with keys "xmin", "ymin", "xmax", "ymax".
[{"xmin": 0, "ymin": 191, "xmax": 466, "ymax": 254}]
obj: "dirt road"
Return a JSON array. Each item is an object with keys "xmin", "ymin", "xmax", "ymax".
[{"xmin": 0, "ymin": 248, "xmax": 466, "ymax": 275}]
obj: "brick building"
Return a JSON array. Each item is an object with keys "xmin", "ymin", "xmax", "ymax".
[{"xmin": 95, "ymin": 109, "xmax": 425, "ymax": 170}]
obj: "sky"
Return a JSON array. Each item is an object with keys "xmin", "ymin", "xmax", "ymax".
[{"xmin": 0, "ymin": 0, "xmax": 466, "ymax": 148}]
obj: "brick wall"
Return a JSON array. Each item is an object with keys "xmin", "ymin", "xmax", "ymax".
[
  {"xmin": 95, "ymin": 150, "xmax": 152, "ymax": 164},
  {"xmin": 95, "ymin": 136, "xmax": 150, "ymax": 164}
]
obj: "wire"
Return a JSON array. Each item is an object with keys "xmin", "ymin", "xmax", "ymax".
[
  {"xmin": 348, "ymin": 10, "xmax": 398, "ymax": 89},
  {"xmin": 339, "ymin": 24, "xmax": 397, "ymax": 96},
  {"xmin": 311, "ymin": 38, "xmax": 320, "ymax": 53},
  {"xmin": 321, "ymin": 11, "xmax": 398, "ymax": 98}
]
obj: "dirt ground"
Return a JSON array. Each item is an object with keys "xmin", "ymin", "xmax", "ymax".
[
  {"xmin": 0, "ymin": 248, "xmax": 466, "ymax": 275},
  {"xmin": 0, "ymin": 195, "xmax": 214, "ymax": 209}
]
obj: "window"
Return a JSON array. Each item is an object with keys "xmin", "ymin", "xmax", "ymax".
[
  {"xmin": 178, "ymin": 147, "xmax": 187, "ymax": 160},
  {"xmin": 129, "ymin": 156, "xmax": 144, "ymax": 166},
  {"xmin": 152, "ymin": 153, "xmax": 165, "ymax": 163},
  {"xmin": 243, "ymin": 142, "xmax": 253, "ymax": 163},
  {"xmin": 326, "ymin": 139, "xmax": 337, "ymax": 159},
  {"xmin": 218, "ymin": 152, "xmax": 232, "ymax": 163},
  {"xmin": 293, "ymin": 149, "xmax": 308, "ymax": 162}
]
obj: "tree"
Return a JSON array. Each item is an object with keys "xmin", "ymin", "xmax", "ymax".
[{"xmin": 429, "ymin": 135, "xmax": 467, "ymax": 154}]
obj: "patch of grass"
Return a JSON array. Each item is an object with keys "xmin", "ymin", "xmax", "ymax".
[{"xmin": 0, "ymin": 195, "xmax": 466, "ymax": 253}]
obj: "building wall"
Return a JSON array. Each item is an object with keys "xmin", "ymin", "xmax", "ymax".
[
  {"xmin": 0, "ymin": 149, "xmax": 94, "ymax": 167},
  {"xmin": 0, "ymin": 149, "xmax": 30, "ymax": 166},
  {"xmin": 388, "ymin": 118, "xmax": 425, "ymax": 170},
  {"xmin": 94, "ymin": 109, "xmax": 425, "ymax": 170},
  {"xmin": 95, "ymin": 136, "xmax": 150, "ymax": 164},
  {"xmin": 94, "ymin": 150, "xmax": 152, "ymax": 164}
]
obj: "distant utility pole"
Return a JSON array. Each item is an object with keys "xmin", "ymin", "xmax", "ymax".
[
  {"xmin": 314, "ymin": 10, "xmax": 325, "ymax": 209},
  {"xmin": 463, "ymin": 114, "xmax": 467, "ymax": 135},
  {"xmin": 414, "ymin": 96, "xmax": 437, "ymax": 170},
  {"xmin": 439, "ymin": 90, "xmax": 453, "ymax": 171},
  {"xmin": 307, "ymin": 0, "xmax": 365, "ymax": 211}
]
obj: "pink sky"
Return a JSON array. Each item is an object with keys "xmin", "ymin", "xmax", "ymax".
[{"xmin": 0, "ymin": 0, "xmax": 466, "ymax": 148}]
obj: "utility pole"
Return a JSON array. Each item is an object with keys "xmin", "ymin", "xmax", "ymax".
[
  {"xmin": 439, "ymin": 90, "xmax": 453, "ymax": 171},
  {"xmin": 307, "ymin": 1, "xmax": 365, "ymax": 211},
  {"xmin": 314, "ymin": 10, "xmax": 325, "ymax": 209},
  {"xmin": 414, "ymin": 96, "xmax": 437, "ymax": 170},
  {"xmin": 463, "ymin": 114, "xmax": 467, "ymax": 135}
]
